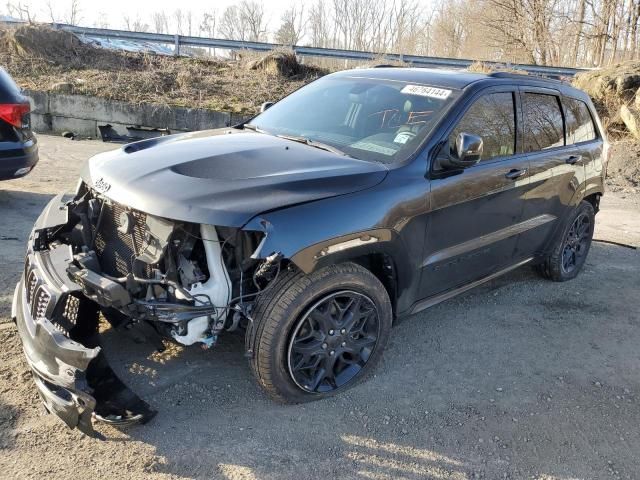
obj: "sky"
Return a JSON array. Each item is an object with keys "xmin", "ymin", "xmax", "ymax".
[{"xmin": 4, "ymin": 0, "xmax": 297, "ymax": 35}]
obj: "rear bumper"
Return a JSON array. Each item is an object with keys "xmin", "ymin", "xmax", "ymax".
[{"xmin": 0, "ymin": 142, "xmax": 39, "ymax": 180}]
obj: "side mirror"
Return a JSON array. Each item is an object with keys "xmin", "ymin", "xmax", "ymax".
[
  {"xmin": 442, "ymin": 132, "xmax": 483, "ymax": 169},
  {"xmin": 260, "ymin": 101, "xmax": 274, "ymax": 113}
]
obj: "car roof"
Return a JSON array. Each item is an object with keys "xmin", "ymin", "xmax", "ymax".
[
  {"xmin": 333, "ymin": 67, "xmax": 591, "ymax": 102},
  {"xmin": 335, "ymin": 67, "xmax": 488, "ymax": 90}
]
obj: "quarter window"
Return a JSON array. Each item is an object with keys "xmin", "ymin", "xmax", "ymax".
[
  {"xmin": 450, "ymin": 92, "xmax": 516, "ymax": 161},
  {"xmin": 522, "ymin": 93, "xmax": 564, "ymax": 152},
  {"xmin": 564, "ymin": 98, "xmax": 597, "ymax": 144}
]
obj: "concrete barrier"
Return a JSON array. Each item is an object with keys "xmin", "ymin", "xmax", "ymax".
[{"xmin": 25, "ymin": 89, "xmax": 252, "ymax": 138}]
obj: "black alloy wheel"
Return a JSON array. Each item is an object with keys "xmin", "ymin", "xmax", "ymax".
[
  {"xmin": 561, "ymin": 212, "xmax": 592, "ymax": 274},
  {"xmin": 248, "ymin": 262, "xmax": 392, "ymax": 403},
  {"xmin": 536, "ymin": 200, "xmax": 595, "ymax": 282},
  {"xmin": 287, "ymin": 291, "xmax": 380, "ymax": 393}
]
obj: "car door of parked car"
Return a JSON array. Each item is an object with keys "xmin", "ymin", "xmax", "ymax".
[
  {"xmin": 513, "ymin": 89, "xmax": 591, "ymax": 258},
  {"xmin": 418, "ymin": 88, "xmax": 533, "ymax": 299}
]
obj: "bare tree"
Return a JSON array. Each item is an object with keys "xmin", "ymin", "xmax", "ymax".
[
  {"xmin": 571, "ymin": 0, "xmax": 587, "ymax": 65},
  {"xmin": 151, "ymin": 11, "xmax": 169, "ymax": 34},
  {"xmin": 5, "ymin": 0, "xmax": 36, "ymax": 22},
  {"xmin": 64, "ymin": 0, "xmax": 81, "ymax": 26},
  {"xmin": 239, "ymin": 0, "xmax": 267, "ymax": 42},
  {"xmin": 174, "ymin": 9, "xmax": 184, "ymax": 35},
  {"xmin": 218, "ymin": 1, "xmax": 267, "ymax": 42},
  {"xmin": 200, "ymin": 11, "xmax": 217, "ymax": 38},
  {"xmin": 630, "ymin": 0, "xmax": 640, "ymax": 58},
  {"xmin": 219, "ymin": 5, "xmax": 246, "ymax": 40},
  {"xmin": 93, "ymin": 11, "xmax": 109, "ymax": 29},
  {"xmin": 42, "ymin": 0, "xmax": 639, "ymax": 67},
  {"xmin": 44, "ymin": 0, "xmax": 56, "ymax": 22},
  {"xmin": 123, "ymin": 14, "xmax": 149, "ymax": 32},
  {"xmin": 185, "ymin": 10, "xmax": 194, "ymax": 36},
  {"xmin": 275, "ymin": 5, "xmax": 306, "ymax": 45},
  {"xmin": 307, "ymin": 0, "xmax": 332, "ymax": 48}
]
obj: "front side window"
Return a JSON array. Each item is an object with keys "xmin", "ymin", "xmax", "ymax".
[
  {"xmin": 449, "ymin": 92, "xmax": 516, "ymax": 162},
  {"xmin": 564, "ymin": 97, "xmax": 597, "ymax": 144},
  {"xmin": 522, "ymin": 93, "xmax": 564, "ymax": 152},
  {"xmin": 251, "ymin": 75, "xmax": 458, "ymax": 164}
]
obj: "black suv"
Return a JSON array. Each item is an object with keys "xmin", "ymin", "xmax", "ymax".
[
  {"xmin": 0, "ymin": 67, "xmax": 38, "ymax": 180},
  {"xmin": 13, "ymin": 68, "xmax": 607, "ymax": 436}
]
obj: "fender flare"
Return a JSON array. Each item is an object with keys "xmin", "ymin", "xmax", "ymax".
[
  {"xmin": 541, "ymin": 179, "xmax": 603, "ymax": 256},
  {"xmin": 244, "ymin": 219, "xmax": 416, "ymax": 310}
]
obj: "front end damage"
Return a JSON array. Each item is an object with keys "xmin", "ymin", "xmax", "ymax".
[{"xmin": 12, "ymin": 183, "xmax": 278, "ymax": 437}]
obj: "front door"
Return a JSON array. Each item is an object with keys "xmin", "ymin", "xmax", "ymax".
[{"xmin": 419, "ymin": 89, "xmax": 532, "ymax": 298}]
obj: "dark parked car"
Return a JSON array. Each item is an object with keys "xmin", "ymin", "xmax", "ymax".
[
  {"xmin": 0, "ymin": 67, "xmax": 37, "ymax": 180},
  {"xmin": 13, "ymin": 68, "xmax": 607, "ymax": 436}
]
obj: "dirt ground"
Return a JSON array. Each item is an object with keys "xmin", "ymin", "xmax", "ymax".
[{"xmin": 0, "ymin": 135, "xmax": 639, "ymax": 480}]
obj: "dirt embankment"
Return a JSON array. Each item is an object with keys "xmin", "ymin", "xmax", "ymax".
[
  {"xmin": 0, "ymin": 25, "xmax": 327, "ymax": 114},
  {"xmin": 607, "ymin": 139, "xmax": 640, "ymax": 191},
  {"xmin": 572, "ymin": 63, "xmax": 640, "ymax": 190}
]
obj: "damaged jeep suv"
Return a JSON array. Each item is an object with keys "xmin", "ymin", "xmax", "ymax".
[{"xmin": 13, "ymin": 68, "xmax": 607, "ymax": 436}]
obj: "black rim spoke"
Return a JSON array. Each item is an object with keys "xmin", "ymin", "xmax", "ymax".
[
  {"xmin": 561, "ymin": 213, "xmax": 591, "ymax": 274},
  {"xmin": 349, "ymin": 335, "xmax": 377, "ymax": 351},
  {"xmin": 287, "ymin": 291, "xmax": 380, "ymax": 394},
  {"xmin": 315, "ymin": 306, "xmax": 341, "ymax": 331}
]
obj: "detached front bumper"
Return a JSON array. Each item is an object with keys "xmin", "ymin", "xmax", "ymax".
[
  {"xmin": 12, "ymin": 278, "xmax": 100, "ymax": 435},
  {"xmin": 12, "ymin": 194, "xmax": 156, "ymax": 437}
]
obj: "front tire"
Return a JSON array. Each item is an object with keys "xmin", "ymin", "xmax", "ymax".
[
  {"xmin": 536, "ymin": 200, "xmax": 595, "ymax": 282},
  {"xmin": 247, "ymin": 262, "xmax": 392, "ymax": 403}
]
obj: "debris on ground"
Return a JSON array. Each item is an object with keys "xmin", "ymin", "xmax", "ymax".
[
  {"xmin": 241, "ymin": 48, "xmax": 325, "ymax": 78},
  {"xmin": 0, "ymin": 24, "xmax": 328, "ymax": 114}
]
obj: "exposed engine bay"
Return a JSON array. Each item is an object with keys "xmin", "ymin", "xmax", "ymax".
[
  {"xmin": 14, "ymin": 182, "xmax": 284, "ymax": 436},
  {"xmin": 48, "ymin": 183, "xmax": 281, "ymax": 349}
]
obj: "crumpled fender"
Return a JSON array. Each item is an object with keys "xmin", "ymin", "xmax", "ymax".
[{"xmin": 242, "ymin": 189, "xmax": 420, "ymax": 313}]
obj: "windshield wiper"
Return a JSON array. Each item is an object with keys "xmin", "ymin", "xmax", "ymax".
[
  {"xmin": 276, "ymin": 134, "xmax": 351, "ymax": 157},
  {"xmin": 242, "ymin": 123, "xmax": 267, "ymax": 133}
]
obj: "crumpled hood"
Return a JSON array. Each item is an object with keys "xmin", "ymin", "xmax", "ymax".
[{"xmin": 81, "ymin": 129, "xmax": 388, "ymax": 226}]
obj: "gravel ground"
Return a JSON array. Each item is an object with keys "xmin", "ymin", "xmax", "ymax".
[{"xmin": 0, "ymin": 135, "xmax": 639, "ymax": 479}]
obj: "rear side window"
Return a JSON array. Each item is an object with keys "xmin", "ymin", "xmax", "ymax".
[
  {"xmin": 564, "ymin": 98, "xmax": 597, "ymax": 144},
  {"xmin": 522, "ymin": 93, "xmax": 564, "ymax": 152},
  {"xmin": 450, "ymin": 92, "xmax": 516, "ymax": 161}
]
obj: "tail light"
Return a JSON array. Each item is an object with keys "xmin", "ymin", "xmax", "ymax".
[{"xmin": 0, "ymin": 103, "xmax": 30, "ymax": 128}]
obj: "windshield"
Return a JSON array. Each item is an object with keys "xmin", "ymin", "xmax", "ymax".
[{"xmin": 249, "ymin": 74, "xmax": 458, "ymax": 164}]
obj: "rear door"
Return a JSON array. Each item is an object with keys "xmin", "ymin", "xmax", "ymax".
[
  {"xmin": 514, "ymin": 89, "xmax": 587, "ymax": 258},
  {"xmin": 563, "ymin": 96, "xmax": 604, "ymax": 203},
  {"xmin": 419, "ymin": 87, "xmax": 531, "ymax": 298}
]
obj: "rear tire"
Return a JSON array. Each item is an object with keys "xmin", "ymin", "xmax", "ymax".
[
  {"xmin": 246, "ymin": 262, "xmax": 392, "ymax": 403},
  {"xmin": 536, "ymin": 200, "xmax": 595, "ymax": 282}
]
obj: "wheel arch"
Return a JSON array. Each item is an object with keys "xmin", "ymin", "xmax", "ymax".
[
  {"xmin": 243, "ymin": 219, "xmax": 413, "ymax": 317},
  {"xmin": 289, "ymin": 230, "xmax": 411, "ymax": 318},
  {"xmin": 582, "ymin": 191, "xmax": 601, "ymax": 214}
]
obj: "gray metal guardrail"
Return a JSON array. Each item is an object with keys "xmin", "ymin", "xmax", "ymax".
[{"xmin": 3, "ymin": 20, "xmax": 588, "ymax": 77}]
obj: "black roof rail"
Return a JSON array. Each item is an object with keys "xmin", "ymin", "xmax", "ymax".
[
  {"xmin": 487, "ymin": 71, "xmax": 528, "ymax": 78},
  {"xmin": 372, "ymin": 64, "xmax": 400, "ymax": 68},
  {"xmin": 488, "ymin": 71, "xmax": 568, "ymax": 83}
]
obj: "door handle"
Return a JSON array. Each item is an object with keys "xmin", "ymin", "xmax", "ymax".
[
  {"xmin": 566, "ymin": 155, "xmax": 582, "ymax": 165},
  {"xmin": 505, "ymin": 168, "xmax": 527, "ymax": 180}
]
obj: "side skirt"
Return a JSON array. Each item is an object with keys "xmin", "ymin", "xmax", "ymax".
[{"xmin": 409, "ymin": 257, "xmax": 535, "ymax": 315}]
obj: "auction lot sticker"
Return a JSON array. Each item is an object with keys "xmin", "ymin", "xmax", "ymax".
[{"xmin": 401, "ymin": 85, "xmax": 452, "ymax": 99}]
